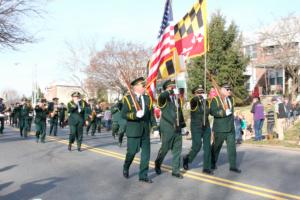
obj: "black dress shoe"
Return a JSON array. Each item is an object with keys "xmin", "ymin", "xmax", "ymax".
[
  {"xmin": 123, "ymin": 170, "xmax": 129, "ymax": 179},
  {"xmin": 183, "ymin": 156, "xmax": 189, "ymax": 170},
  {"xmin": 68, "ymin": 144, "xmax": 72, "ymax": 151},
  {"xmin": 155, "ymin": 162, "xmax": 161, "ymax": 175},
  {"xmin": 202, "ymin": 169, "xmax": 214, "ymax": 175},
  {"xmin": 172, "ymin": 173, "xmax": 183, "ymax": 179},
  {"xmin": 230, "ymin": 168, "xmax": 242, "ymax": 173},
  {"xmin": 139, "ymin": 177, "xmax": 153, "ymax": 183}
]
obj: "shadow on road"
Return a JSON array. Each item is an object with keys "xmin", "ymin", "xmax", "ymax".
[
  {"xmin": 0, "ymin": 165, "xmax": 18, "ymax": 173},
  {"xmin": 0, "ymin": 181, "xmax": 14, "ymax": 192},
  {"xmin": 1, "ymin": 177, "xmax": 65, "ymax": 200}
]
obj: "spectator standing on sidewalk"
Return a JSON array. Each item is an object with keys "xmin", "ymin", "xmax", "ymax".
[
  {"xmin": 275, "ymin": 96, "xmax": 287, "ymax": 140},
  {"xmin": 265, "ymin": 98, "xmax": 277, "ymax": 140},
  {"xmin": 251, "ymin": 97, "xmax": 265, "ymax": 141},
  {"xmin": 284, "ymin": 97, "xmax": 292, "ymax": 127}
]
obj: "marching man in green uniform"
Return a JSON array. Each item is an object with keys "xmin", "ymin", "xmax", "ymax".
[
  {"xmin": 35, "ymin": 98, "xmax": 49, "ymax": 143},
  {"xmin": 121, "ymin": 77, "xmax": 157, "ymax": 183},
  {"xmin": 12, "ymin": 103, "xmax": 20, "ymax": 128},
  {"xmin": 183, "ymin": 85, "xmax": 213, "ymax": 175},
  {"xmin": 111, "ymin": 99, "xmax": 122, "ymax": 139},
  {"xmin": 0, "ymin": 97, "xmax": 6, "ymax": 134},
  {"xmin": 58, "ymin": 102, "xmax": 67, "ymax": 128},
  {"xmin": 154, "ymin": 80, "xmax": 188, "ymax": 179},
  {"xmin": 49, "ymin": 97, "xmax": 59, "ymax": 136},
  {"xmin": 85, "ymin": 99, "xmax": 97, "ymax": 136},
  {"xmin": 210, "ymin": 83, "xmax": 241, "ymax": 173},
  {"xmin": 95, "ymin": 102, "xmax": 103, "ymax": 133},
  {"xmin": 19, "ymin": 97, "xmax": 31, "ymax": 138},
  {"xmin": 67, "ymin": 92, "xmax": 88, "ymax": 152}
]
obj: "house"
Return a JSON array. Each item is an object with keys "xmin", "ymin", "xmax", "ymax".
[
  {"xmin": 242, "ymin": 16, "xmax": 300, "ymax": 96},
  {"xmin": 44, "ymin": 84, "xmax": 86, "ymax": 104}
]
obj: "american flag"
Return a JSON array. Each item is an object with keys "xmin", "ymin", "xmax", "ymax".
[{"xmin": 146, "ymin": 0, "xmax": 175, "ymax": 101}]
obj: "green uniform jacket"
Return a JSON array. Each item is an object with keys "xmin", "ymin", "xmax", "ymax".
[
  {"xmin": 158, "ymin": 90, "xmax": 186, "ymax": 135},
  {"xmin": 111, "ymin": 102, "xmax": 122, "ymax": 123},
  {"xmin": 58, "ymin": 107, "xmax": 67, "ymax": 120},
  {"xmin": 190, "ymin": 96, "xmax": 210, "ymax": 131},
  {"xmin": 85, "ymin": 104, "xmax": 93, "ymax": 122},
  {"xmin": 210, "ymin": 96, "xmax": 235, "ymax": 133},
  {"xmin": 19, "ymin": 105, "xmax": 31, "ymax": 120},
  {"xmin": 121, "ymin": 94, "xmax": 156, "ymax": 138},
  {"xmin": 34, "ymin": 106, "xmax": 48, "ymax": 123},
  {"xmin": 67, "ymin": 100, "xmax": 88, "ymax": 126}
]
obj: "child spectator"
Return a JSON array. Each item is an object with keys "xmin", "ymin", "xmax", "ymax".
[
  {"xmin": 265, "ymin": 100, "xmax": 276, "ymax": 140},
  {"xmin": 234, "ymin": 111, "xmax": 242, "ymax": 144},
  {"xmin": 240, "ymin": 114, "xmax": 247, "ymax": 142}
]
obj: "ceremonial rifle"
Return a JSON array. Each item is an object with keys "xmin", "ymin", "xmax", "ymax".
[{"xmin": 120, "ymin": 71, "xmax": 142, "ymax": 111}]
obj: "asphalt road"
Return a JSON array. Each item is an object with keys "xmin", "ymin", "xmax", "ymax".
[{"xmin": 0, "ymin": 125, "xmax": 300, "ymax": 200}]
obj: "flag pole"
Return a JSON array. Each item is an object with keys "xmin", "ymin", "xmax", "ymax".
[{"xmin": 203, "ymin": 0, "xmax": 208, "ymax": 127}]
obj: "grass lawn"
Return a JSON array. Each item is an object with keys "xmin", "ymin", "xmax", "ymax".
[{"xmin": 244, "ymin": 120, "xmax": 300, "ymax": 149}]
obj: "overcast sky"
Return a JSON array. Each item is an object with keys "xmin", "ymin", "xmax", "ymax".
[{"xmin": 1, "ymin": 0, "xmax": 300, "ymax": 96}]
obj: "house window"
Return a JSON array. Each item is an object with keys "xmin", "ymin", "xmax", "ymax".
[{"xmin": 244, "ymin": 45, "xmax": 257, "ymax": 59}]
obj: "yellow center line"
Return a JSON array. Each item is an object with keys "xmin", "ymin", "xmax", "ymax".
[{"xmin": 45, "ymin": 135, "xmax": 300, "ymax": 200}]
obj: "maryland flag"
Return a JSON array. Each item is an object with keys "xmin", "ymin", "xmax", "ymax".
[
  {"xmin": 159, "ymin": 49, "xmax": 184, "ymax": 79},
  {"xmin": 146, "ymin": 0, "xmax": 207, "ymax": 101},
  {"xmin": 174, "ymin": 0, "xmax": 207, "ymax": 59}
]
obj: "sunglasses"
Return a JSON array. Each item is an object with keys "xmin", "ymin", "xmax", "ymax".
[{"xmin": 226, "ymin": 89, "xmax": 232, "ymax": 91}]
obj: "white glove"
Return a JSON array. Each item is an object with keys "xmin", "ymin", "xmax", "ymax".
[
  {"xmin": 181, "ymin": 128, "xmax": 189, "ymax": 136},
  {"xmin": 173, "ymin": 88, "xmax": 179, "ymax": 95},
  {"xmin": 201, "ymin": 94, "xmax": 207, "ymax": 100},
  {"xmin": 153, "ymin": 130, "xmax": 160, "ymax": 138},
  {"xmin": 225, "ymin": 109, "xmax": 232, "ymax": 116},
  {"xmin": 136, "ymin": 110, "xmax": 144, "ymax": 118}
]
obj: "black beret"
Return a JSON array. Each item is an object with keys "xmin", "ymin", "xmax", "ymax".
[
  {"xmin": 192, "ymin": 85, "xmax": 204, "ymax": 94},
  {"xmin": 131, "ymin": 77, "xmax": 145, "ymax": 86},
  {"xmin": 37, "ymin": 98, "xmax": 47, "ymax": 103},
  {"xmin": 221, "ymin": 82, "xmax": 231, "ymax": 89},
  {"xmin": 71, "ymin": 92, "xmax": 81, "ymax": 97},
  {"xmin": 163, "ymin": 80, "xmax": 176, "ymax": 90}
]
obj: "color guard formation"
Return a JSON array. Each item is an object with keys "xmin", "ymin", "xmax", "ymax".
[{"xmin": 0, "ymin": 76, "xmax": 241, "ymax": 185}]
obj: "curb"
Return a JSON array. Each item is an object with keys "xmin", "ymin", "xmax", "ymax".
[{"xmin": 240, "ymin": 143, "xmax": 300, "ymax": 153}]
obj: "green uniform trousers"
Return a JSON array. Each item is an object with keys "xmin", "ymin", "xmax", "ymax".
[
  {"xmin": 0, "ymin": 118, "xmax": 4, "ymax": 134},
  {"xmin": 36, "ymin": 122, "xmax": 46, "ymax": 142},
  {"xmin": 69, "ymin": 123, "xmax": 83, "ymax": 148},
  {"xmin": 155, "ymin": 133, "xmax": 182, "ymax": 174},
  {"xmin": 96, "ymin": 118, "xmax": 102, "ymax": 133},
  {"xmin": 112, "ymin": 122, "xmax": 119, "ymax": 138},
  {"xmin": 49, "ymin": 118, "xmax": 58, "ymax": 136},
  {"xmin": 211, "ymin": 131, "xmax": 237, "ymax": 169},
  {"xmin": 19, "ymin": 118, "xmax": 29, "ymax": 137},
  {"xmin": 123, "ymin": 128, "xmax": 150, "ymax": 179},
  {"xmin": 86, "ymin": 121, "xmax": 97, "ymax": 135},
  {"xmin": 187, "ymin": 127, "xmax": 211, "ymax": 170}
]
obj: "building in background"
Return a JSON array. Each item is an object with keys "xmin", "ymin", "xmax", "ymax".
[
  {"xmin": 45, "ymin": 84, "xmax": 85, "ymax": 104},
  {"xmin": 242, "ymin": 17, "xmax": 300, "ymax": 96}
]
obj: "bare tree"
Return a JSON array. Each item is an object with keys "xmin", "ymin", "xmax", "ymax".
[
  {"xmin": 63, "ymin": 38, "xmax": 97, "ymax": 98},
  {"xmin": 0, "ymin": 0, "xmax": 45, "ymax": 50},
  {"xmin": 1, "ymin": 89, "xmax": 20, "ymax": 105},
  {"xmin": 259, "ymin": 14, "xmax": 300, "ymax": 98},
  {"xmin": 86, "ymin": 39, "xmax": 151, "ymax": 95}
]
